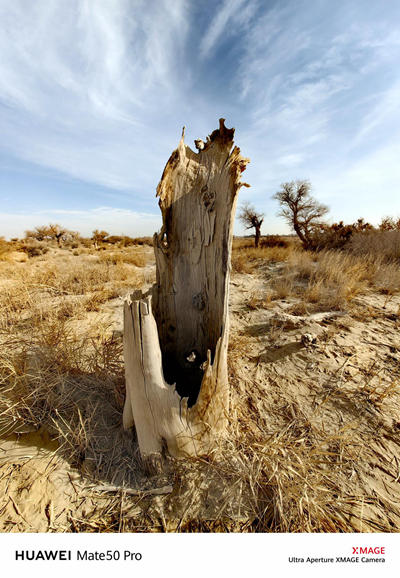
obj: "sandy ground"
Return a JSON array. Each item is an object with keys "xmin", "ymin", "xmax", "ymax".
[
  {"xmin": 1, "ymin": 257, "xmax": 400, "ymax": 532},
  {"xmin": 229, "ymin": 267, "xmax": 400, "ymax": 529}
]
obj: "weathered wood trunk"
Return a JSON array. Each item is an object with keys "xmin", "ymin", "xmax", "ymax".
[{"xmin": 123, "ymin": 119, "xmax": 249, "ymax": 458}]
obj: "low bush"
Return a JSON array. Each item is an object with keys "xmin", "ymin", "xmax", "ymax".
[
  {"xmin": 379, "ymin": 216, "xmax": 400, "ymax": 230},
  {"xmin": 19, "ymin": 242, "xmax": 49, "ymax": 258},
  {"xmin": 120, "ymin": 236, "xmax": 153, "ymax": 247},
  {"xmin": 259, "ymin": 235, "xmax": 289, "ymax": 248},
  {"xmin": 308, "ymin": 219, "xmax": 373, "ymax": 251}
]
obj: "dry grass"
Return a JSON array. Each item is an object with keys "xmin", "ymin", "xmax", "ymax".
[
  {"xmin": 200, "ymin": 345, "xmax": 400, "ymax": 532},
  {"xmin": 233, "ymin": 245, "xmax": 399, "ymax": 314},
  {"xmin": 0, "ymin": 239, "xmax": 13, "ymax": 261},
  {"xmin": 350, "ymin": 229, "xmax": 400, "ymax": 261},
  {"xmin": 98, "ymin": 250, "xmax": 147, "ymax": 267},
  {"xmin": 0, "ymin": 250, "xmax": 146, "ymax": 328},
  {"xmin": 373, "ymin": 262, "xmax": 400, "ymax": 295},
  {"xmin": 289, "ymin": 251, "xmax": 399, "ymax": 311},
  {"xmin": 0, "ymin": 247, "xmax": 149, "ymax": 500},
  {"xmin": 0, "ymin": 318, "xmax": 142, "ymax": 485},
  {"xmin": 232, "ymin": 243, "xmax": 295, "ymax": 274}
]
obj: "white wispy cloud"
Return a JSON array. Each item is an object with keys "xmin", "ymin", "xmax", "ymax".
[
  {"xmin": 351, "ymin": 81, "xmax": 400, "ymax": 145},
  {"xmin": 0, "ymin": 0, "xmax": 190, "ymax": 191},
  {"xmin": 277, "ymin": 154, "xmax": 305, "ymax": 168},
  {"xmin": 199, "ymin": 0, "xmax": 256, "ymax": 59}
]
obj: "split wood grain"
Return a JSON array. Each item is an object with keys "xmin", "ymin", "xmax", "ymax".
[{"xmin": 123, "ymin": 119, "xmax": 250, "ymax": 458}]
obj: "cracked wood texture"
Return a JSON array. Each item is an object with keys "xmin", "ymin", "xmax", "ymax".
[{"xmin": 123, "ymin": 119, "xmax": 249, "ymax": 458}]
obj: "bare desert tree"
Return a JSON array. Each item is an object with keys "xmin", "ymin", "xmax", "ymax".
[
  {"xmin": 273, "ymin": 179, "xmax": 329, "ymax": 249},
  {"xmin": 25, "ymin": 223, "xmax": 78, "ymax": 246},
  {"xmin": 238, "ymin": 200, "xmax": 264, "ymax": 247},
  {"xmin": 24, "ymin": 225, "xmax": 50, "ymax": 242},
  {"xmin": 91, "ymin": 229, "xmax": 109, "ymax": 248},
  {"xmin": 48, "ymin": 223, "xmax": 69, "ymax": 246}
]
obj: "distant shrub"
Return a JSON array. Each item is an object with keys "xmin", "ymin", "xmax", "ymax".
[
  {"xmin": 120, "ymin": 236, "xmax": 136, "ymax": 247},
  {"xmin": 259, "ymin": 235, "xmax": 289, "ymax": 248},
  {"xmin": 120, "ymin": 236, "xmax": 153, "ymax": 247},
  {"xmin": 379, "ymin": 216, "xmax": 400, "ymax": 231},
  {"xmin": 18, "ymin": 241, "xmax": 50, "ymax": 258},
  {"xmin": 21, "ymin": 245, "xmax": 42, "ymax": 258},
  {"xmin": 106, "ymin": 235, "xmax": 123, "ymax": 245},
  {"xmin": 308, "ymin": 219, "xmax": 373, "ymax": 251},
  {"xmin": 91, "ymin": 229, "xmax": 109, "ymax": 246},
  {"xmin": 79, "ymin": 237, "xmax": 93, "ymax": 248}
]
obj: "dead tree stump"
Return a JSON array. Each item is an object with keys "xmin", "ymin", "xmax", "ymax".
[{"xmin": 123, "ymin": 119, "xmax": 250, "ymax": 458}]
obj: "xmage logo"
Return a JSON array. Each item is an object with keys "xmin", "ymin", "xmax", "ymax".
[{"xmin": 352, "ymin": 548, "xmax": 385, "ymax": 555}]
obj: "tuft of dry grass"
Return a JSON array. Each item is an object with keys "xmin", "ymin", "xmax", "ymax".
[
  {"xmin": 373, "ymin": 262, "xmax": 400, "ymax": 295},
  {"xmin": 0, "ymin": 239, "xmax": 13, "ymax": 261},
  {"xmin": 98, "ymin": 250, "xmax": 147, "ymax": 267},
  {"xmin": 262, "ymin": 250, "xmax": 398, "ymax": 313},
  {"xmin": 0, "ymin": 318, "xmax": 142, "ymax": 485},
  {"xmin": 349, "ymin": 229, "xmax": 400, "ymax": 262}
]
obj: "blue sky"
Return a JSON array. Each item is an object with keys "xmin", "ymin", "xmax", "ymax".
[{"xmin": 1, "ymin": 0, "xmax": 399, "ymax": 239}]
